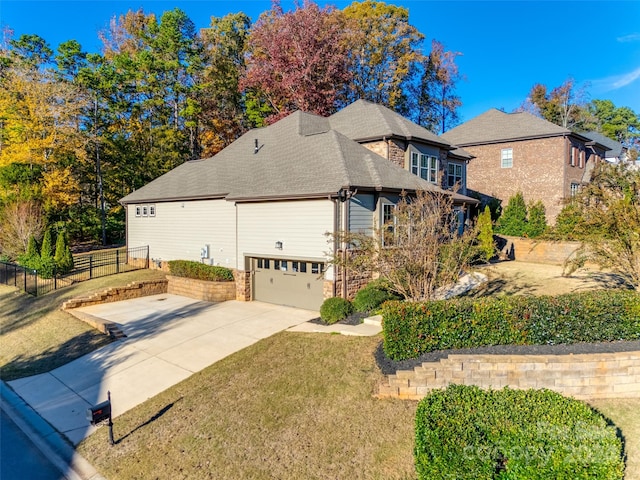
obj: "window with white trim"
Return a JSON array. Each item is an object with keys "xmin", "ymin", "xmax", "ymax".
[
  {"xmin": 570, "ymin": 183, "xmax": 580, "ymax": 197},
  {"xmin": 135, "ymin": 206, "xmax": 141, "ymax": 217},
  {"xmin": 447, "ymin": 163, "xmax": 463, "ymax": 188},
  {"xmin": 142, "ymin": 206, "xmax": 148, "ymax": 217},
  {"xmin": 411, "ymin": 151, "xmax": 438, "ymax": 183},
  {"xmin": 149, "ymin": 205, "xmax": 156, "ymax": 216},
  {"xmin": 501, "ymin": 148, "xmax": 513, "ymax": 168}
]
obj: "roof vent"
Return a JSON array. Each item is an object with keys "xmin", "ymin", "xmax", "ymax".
[{"xmin": 254, "ymin": 139, "xmax": 259, "ymax": 154}]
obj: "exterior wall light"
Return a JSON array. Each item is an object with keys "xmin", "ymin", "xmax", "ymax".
[{"xmin": 275, "ymin": 241, "xmax": 283, "ymax": 250}]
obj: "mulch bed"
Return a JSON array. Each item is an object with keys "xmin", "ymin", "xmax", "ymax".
[{"xmin": 308, "ymin": 311, "xmax": 370, "ymax": 326}]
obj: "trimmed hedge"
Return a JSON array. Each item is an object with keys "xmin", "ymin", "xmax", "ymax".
[
  {"xmin": 382, "ymin": 290, "xmax": 640, "ymax": 361},
  {"xmin": 352, "ymin": 279, "xmax": 401, "ymax": 313},
  {"xmin": 415, "ymin": 385, "xmax": 624, "ymax": 479},
  {"xmin": 319, "ymin": 297, "xmax": 354, "ymax": 325},
  {"xmin": 168, "ymin": 260, "xmax": 234, "ymax": 282}
]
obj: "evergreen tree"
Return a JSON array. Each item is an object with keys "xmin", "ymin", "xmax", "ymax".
[
  {"xmin": 19, "ymin": 235, "xmax": 41, "ymax": 270},
  {"xmin": 39, "ymin": 228, "xmax": 56, "ymax": 277},
  {"xmin": 495, "ymin": 192, "xmax": 528, "ymax": 236},
  {"xmin": 477, "ymin": 205, "xmax": 495, "ymax": 262},
  {"xmin": 54, "ymin": 230, "xmax": 74, "ymax": 274},
  {"xmin": 525, "ymin": 201, "xmax": 547, "ymax": 238}
]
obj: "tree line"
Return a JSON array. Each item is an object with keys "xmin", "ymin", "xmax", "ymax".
[{"xmin": 0, "ymin": 0, "xmax": 638, "ymax": 257}]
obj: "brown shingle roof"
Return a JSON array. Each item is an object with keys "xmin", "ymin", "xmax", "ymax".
[{"xmin": 441, "ymin": 108, "xmax": 570, "ymax": 146}]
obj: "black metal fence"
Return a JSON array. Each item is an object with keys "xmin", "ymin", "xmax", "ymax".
[{"xmin": 0, "ymin": 245, "xmax": 149, "ymax": 297}]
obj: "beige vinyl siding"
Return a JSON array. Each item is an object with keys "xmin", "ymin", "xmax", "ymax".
[
  {"xmin": 237, "ymin": 199, "xmax": 334, "ymax": 270},
  {"xmin": 127, "ymin": 199, "xmax": 236, "ymax": 267},
  {"xmin": 349, "ymin": 193, "xmax": 375, "ymax": 234}
]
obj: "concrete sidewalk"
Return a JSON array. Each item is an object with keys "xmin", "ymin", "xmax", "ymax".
[{"xmin": 8, "ymin": 294, "xmax": 318, "ymax": 446}]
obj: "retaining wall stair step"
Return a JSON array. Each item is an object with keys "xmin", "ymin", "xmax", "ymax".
[
  {"xmin": 363, "ymin": 315, "xmax": 382, "ymax": 326},
  {"xmin": 105, "ymin": 323, "xmax": 127, "ymax": 340}
]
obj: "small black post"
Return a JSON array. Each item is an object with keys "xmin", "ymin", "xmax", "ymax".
[
  {"xmin": 108, "ymin": 391, "xmax": 114, "ymax": 446},
  {"xmin": 116, "ymin": 249, "xmax": 120, "ymax": 274},
  {"xmin": 89, "ymin": 256, "xmax": 93, "ymax": 279}
]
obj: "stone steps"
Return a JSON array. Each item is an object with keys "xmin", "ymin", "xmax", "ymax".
[{"xmin": 378, "ymin": 351, "xmax": 640, "ymax": 400}]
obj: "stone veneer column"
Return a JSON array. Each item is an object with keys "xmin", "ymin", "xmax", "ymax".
[{"xmin": 235, "ymin": 270, "xmax": 251, "ymax": 301}]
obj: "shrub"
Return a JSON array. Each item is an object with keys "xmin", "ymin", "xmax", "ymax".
[
  {"xmin": 525, "ymin": 200, "xmax": 548, "ymax": 238},
  {"xmin": 168, "ymin": 260, "xmax": 234, "ymax": 282},
  {"xmin": 38, "ymin": 229, "xmax": 56, "ymax": 278},
  {"xmin": 353, "ymin": 280, "xmax": 401, "ymax": 312},
  {"xmin": 476, "ymin": 205, "xmax": 495, "ymax": 262},
  {"xmin": 54, "ymin": 231, "xmax": 74, "ymax": 274},
  {"xmin": 319, "ymin": 297, "xmax": 353, "ymax": 325},
  {"xmin": 495, "ymin": 192, "xmax": 528, "ymax": 236},
  {"xmin": 381, "ymin": 290, "xmax": 640, "ymax": 361},
  {"xmin": 18, "ymin": 235, "xmax": 41, "ymax": 271},
  {"xmin": 415, "ymin": 385, "xmax": 624, "ymax": 479}
]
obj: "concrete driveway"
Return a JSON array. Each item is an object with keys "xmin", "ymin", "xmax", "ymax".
[{"xmin": 8, "ymin": 294, "xmax": 318, "ymax": 445}]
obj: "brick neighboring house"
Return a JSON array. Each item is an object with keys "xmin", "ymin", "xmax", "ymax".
[{"xmin": 441, "ymin": 109, "xmax": 610, "ymax": 223}]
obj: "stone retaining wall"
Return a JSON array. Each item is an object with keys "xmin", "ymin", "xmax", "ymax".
[
  {"xmin": 378, "ymin": 351, "xmax": 640, "ymax": 400},
  {"xmin": 500, "ymin": 236, "xmax": 580, "ymax": 265},
  {"xmin": 166, "ymin": 275, "xmax": 236, "ymax": 303},
  {"xmin": 62, "ymin": 280, "xmax": 168, "ymax": 310}
]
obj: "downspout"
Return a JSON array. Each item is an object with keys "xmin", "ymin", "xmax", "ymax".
[
  {"xmin": 331, "ymin": 195, "xmax": 339, "ymax": 298},
  {"xmin": 342, "ymin": 193, "xmax": 350, "ymax": 300}
]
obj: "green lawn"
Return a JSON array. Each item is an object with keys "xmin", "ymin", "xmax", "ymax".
[
  {"xmin": 77, "ymin": 333, "xmax": 418, "ymax": 480},
  {"xmin": 0, "ymin": 269, "xmax": 166, "ymax": 380},
  {"xmin": 2, "ymin": 267, "xmax": 638, "ymax": 479}
]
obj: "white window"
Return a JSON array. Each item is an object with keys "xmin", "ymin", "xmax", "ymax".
[
  {"xmin": 149, "ymin": 205, "xmax": 156, "ymax": 217},
  {"xmin": 411, "ymin": 152, "xmax": 438, "ymax": 183},
  {"xmin": 142, "ymin": 206, "xmax": 148, "ymax": 217},
  {"xmin": 447, "ymin": 163, "xmax": 463, "ymax": 188},
  {"xmin": 501, "ymin": 148, "xmax": 513, "ymax": 168},
  {"xmin": 570, "ymin": 183, "xmax": 580, "ymax": 197},
  {"xmin": 135, "ymin": 206, "xmax": 141, "ymax": 217}
]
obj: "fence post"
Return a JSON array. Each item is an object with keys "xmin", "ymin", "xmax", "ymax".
[
  {"xmin": 146, "ymin": 246, "xmax": 149, "ymax": 269},
  {"xmin": 116, "ymin": 249, "xmax": 120, "ymax": 274},
  {"xmin": 90, "ymin": 255, "xmax": 93, "ymax": 279},
  {"xmin": 54, "ymin": 265, "xmax": 57, "ymax": 291},
  {"xmin": 14, "ymin": 263, "xmax": 17, "ymax": 287},
  {"xmin": 34, "ymin": 270, "xmax": 38, "ymax": 297}
]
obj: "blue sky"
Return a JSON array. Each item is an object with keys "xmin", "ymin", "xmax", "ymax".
[{"xmin": 1, "ymin": 0, "xmax": 639, "ymax": 122}]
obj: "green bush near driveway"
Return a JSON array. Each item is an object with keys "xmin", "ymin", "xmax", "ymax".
[
  {"xmin": 415, "ymin": 385, "xmax": 624, "ymax": 479},
  {"xmin": 382, "ymin": 290, "xmax": 640, "ymax": 361},
  {"xmin": 320, "ymin": 297, "xmax": 354, "ymax": 324},
  {"xmin": 168, "ymin": 260, "xmax": 234, "ymax": 282},
  {"xmin": 352, "ymin": 279, "xmax": 401, "ymax": 312}
]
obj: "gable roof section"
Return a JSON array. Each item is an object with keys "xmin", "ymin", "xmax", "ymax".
[
  {"xmin": 329, "ymin": 99, "xmax": 452, "ymax": 149},
  {"xmin": 120, "ymin": 110, "xmax": 463, "ymax": 205},
  {"xmin": 441, "ymin": 108, "xmax": 570, "ymax": 146},
  {"xmin": 581, "ymin": 131, "xmax": 619, "ymax": 158}
]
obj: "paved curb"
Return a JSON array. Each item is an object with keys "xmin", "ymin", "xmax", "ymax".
[{"xmin": 0, "ymin": 381, "xmax": 106, "ymax": 480}]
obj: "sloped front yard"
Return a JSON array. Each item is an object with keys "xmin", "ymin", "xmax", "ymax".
[{"xmin": 77, "ymin": 333, "xmax": 418, "ymax": 480}]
